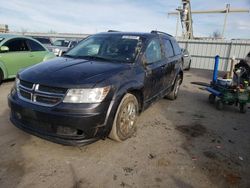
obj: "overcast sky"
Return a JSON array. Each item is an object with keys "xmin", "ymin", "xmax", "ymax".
[{"xmin": 0, "ymin": 0, "xmax": 249, "ymax": 39}]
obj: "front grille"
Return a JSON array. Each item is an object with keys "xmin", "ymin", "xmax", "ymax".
[
  {"xmin": 35, "ymin": 95, "xmax": 61, "ymax": 105},
  {"xmin": 20, "ymin": 90, "xmax": 32, "ymax": 100},
  {"xmin": 39, "ymin": 85, "xmax": 67, "ymax": 94},
  {"xmin": 20, "ymin": 80, "xmax": 33, "ymax": 89},
  {"xmin": 18, "ymin": 80, "xmax": 67, "ymax": 107}
]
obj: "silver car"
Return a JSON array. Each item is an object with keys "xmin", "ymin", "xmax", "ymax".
[
  {"xmin": 182, "ymin": 48, "xmax": 191, "ymax": 70},
  {"xmin": 51, "ymin": 39, "xmax": 79, "ymax": 56}
]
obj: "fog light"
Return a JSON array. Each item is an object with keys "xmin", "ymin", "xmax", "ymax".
[
  {"xmin": 56, "ymin": 126, "xmax": 77, "ymax": 136},
  {"xmin": 15, "ymin": 112, "xmax": 22, "ymax": 120}
]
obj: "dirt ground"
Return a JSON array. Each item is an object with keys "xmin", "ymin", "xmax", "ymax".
[{"xmin": 0, "ymin": 69, "xmax": 249, "ymax": 188}]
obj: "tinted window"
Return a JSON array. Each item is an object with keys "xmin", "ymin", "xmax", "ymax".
[
  {"xmin": 26, "ymin": 39, "xmax": 45, "ymax": 51},
  {"xmin": 53, "ymin": 40, "xmax": 69, "ymax": 47},
  {"xmin": 4, "ymin": 39, "xmax": 29, "ymax": 52},
  {"xmin": 69, "ymin": 41, "xmax": 77, "ymax": 48},
  {"xmin": 145, "ymin": 39, "xmax": 162, "ymax": 63},
  {"xmin": 34, "ymin": 37, "xmax": 51, "ymax": 44},
  {"xmin": 162, "ymin": 39, "xmax": 174, "ymax": 58},
  {"xmin": 171, "ymin": 40, "xmax": 181, "ymax": 55}
]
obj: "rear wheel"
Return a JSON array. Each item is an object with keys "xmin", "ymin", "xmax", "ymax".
[
  {"xmin": 186, "ymin": 60, "xmax": 191, "ymax": 70},
  {"xmin": 208, "ymin": 94, "xmax": 216, "ymax": 104},
  {"xmin": 239, "ymin": 103, "xmax": 247, "ymax": 113},
  {"xmin": 109, "ymin": 93, "xmax": 139, "ymax": 142},
  {"xmin": 166, "ymin": 74, "xmax": 181, "ymax": 100},
  {"xmin": 0, "ymin": 69, "xmax": 3, "ymax": 85}
]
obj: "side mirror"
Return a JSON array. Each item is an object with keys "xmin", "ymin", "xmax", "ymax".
[{"xmin": 0, "ymin": 46, "xmax": 9, "ymax": 52}]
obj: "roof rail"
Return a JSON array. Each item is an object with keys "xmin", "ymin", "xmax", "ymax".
[
  {"xmin": 150, "ymin": 30, "xmax": 173, "ymax": 37},
  {"xmin": 107, "ymin": 30, "xmax": 120, "ymax": 32}
]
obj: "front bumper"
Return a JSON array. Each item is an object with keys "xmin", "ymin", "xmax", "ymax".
[{"xmin": 8, "ymin": 92, "xmax": 113, "ymax": 146}]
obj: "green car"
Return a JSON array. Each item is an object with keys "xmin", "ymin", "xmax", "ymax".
[{"xmin": 0, "ymin": 34, "xmax": 56, "ymax": 83}]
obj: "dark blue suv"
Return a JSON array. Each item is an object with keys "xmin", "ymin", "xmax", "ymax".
[{"xmin": 8, "ymin": 31, "xmax": 183, "ymax": 145}]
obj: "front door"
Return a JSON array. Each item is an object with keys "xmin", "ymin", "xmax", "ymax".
[{"xmin": 143, "ymin": 38, "xmax": 165, "ymax": 101}]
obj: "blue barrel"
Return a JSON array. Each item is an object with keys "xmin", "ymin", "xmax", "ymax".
[{"xmin": 213, "ymin": 55, "xmax": 220, "ymax": 83}]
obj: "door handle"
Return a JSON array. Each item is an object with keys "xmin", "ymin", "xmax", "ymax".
[{"xmin": 161, "ymin": 64, "xmax": 167, "ymax": 69}]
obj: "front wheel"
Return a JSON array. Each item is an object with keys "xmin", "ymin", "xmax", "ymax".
[
  {"xmin": 166, "ymin": 74, "xmax": 182, "ymax": 100},
  {"xmin": 109, "ymin": 93, "xmax": 139, "ymax": 142},
  {"xmin": 216, "ymin": 99, "xmax": 224, "ymax": 110}
]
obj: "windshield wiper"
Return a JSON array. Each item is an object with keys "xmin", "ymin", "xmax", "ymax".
[
  {"xmin": 63, "ymin": 54, "xmax": 76, "ymax": 58},
  {"xmin": 79, "ymin": 55, "xmax": 112, "ymax": 62}
]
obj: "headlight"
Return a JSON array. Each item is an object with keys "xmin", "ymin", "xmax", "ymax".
[
  {"xmin": 11, "ymin": 77, "xmax": 19, "ymax": 96},
  {"xmin": 63, "ymin": 86, "xmax": 110, "ymax": 103},
  {"xmin": 15, "ymin": 77, "xmax": 20, "ymax": 91}
]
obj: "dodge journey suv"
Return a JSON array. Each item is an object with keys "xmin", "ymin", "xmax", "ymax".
[{"xmin": 8, "ymin": 31, "xmax": 183, "ymax": 145}]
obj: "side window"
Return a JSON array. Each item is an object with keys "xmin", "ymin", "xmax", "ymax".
[
  {"xmin": 162, "ymin": 39, "xmax": 174, "ymax": 58},
  {"xmin": 145, "ymin": 39, "xmax": 162, "ymax": 64},
  {"xmin": 26, "ymin": 39, "xmax": 45, "ymax": 51},
  {"xmin": 4, "ymin": 39, "xmax": 29, "ymax": 52},
  {"xmin": 171, "ymin": 40, "xmax": 181, "ymax": 55}
]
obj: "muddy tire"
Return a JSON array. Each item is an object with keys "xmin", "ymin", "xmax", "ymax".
[
  {"xmin": 239, "ymin": 103, "xmax": 247, "ymax": 113},
  {"xmin": 166, "ymin": 74, "xmax": 181, "ymax": 100},
  {"xmin": 216, "ymin": 99, "xmax": 224, "ymax": 110},
  {"xmin": 109, "ymin": 93, "xmax": 139, "ymax": 142},
  {"xmin": 208, "ymin": 94, "xmax": 216, "ymax": 104}
]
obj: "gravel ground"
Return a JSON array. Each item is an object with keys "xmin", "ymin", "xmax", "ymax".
[{"xmin": 0, "ymin": 69, "xmax": 249, "ymax": 188}]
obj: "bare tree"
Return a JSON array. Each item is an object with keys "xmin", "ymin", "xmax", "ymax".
[
  {"xmin": 48, "ymin": 29, "xmax": 57, "ymax": 34},
  {"xmin": 210, "ymin": 30, "xmax": 222, "ymax": 39},
  {"xmin": 20, "ymin": 28, "xmax": 28, "ymax": 35}
]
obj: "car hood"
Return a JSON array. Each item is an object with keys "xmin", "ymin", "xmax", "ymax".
[{"xmin": 19, "ymin": 57, "xmax": 128, "ymax": 88}]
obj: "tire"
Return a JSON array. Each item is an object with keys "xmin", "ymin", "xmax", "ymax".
[
  {"xmin": 186, "ymin": 60, "xmax": 191, "ymax": 70},
  {"xmin": 166, "ymin": 74, "xmax": 181, "ymax": 100},
  {"xmin": 239, "ymin": 103, "xmax": 247, "ymax": 113},
  {"xmin": 216, "ymin": 99, "xmax": 224, "ymax": 110},
  {"xmin": 208, "ymin": 94, "xmax": 216, "ymax": 104},
  {"xmin": 0, "ymin": 69, "xmax": 3, "ymax": 85},
  {"xmin": 109, "ymin": 93, "xmax": 139, "ymax": 142}
]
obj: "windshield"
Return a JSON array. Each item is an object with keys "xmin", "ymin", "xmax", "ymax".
[
  {"xmin": 65, "ymin": 35, "xmax": 143, "ymax": 63},
  {"xmin": 0, "ymin": 37, "xmax": 4, "ymax": 43}
]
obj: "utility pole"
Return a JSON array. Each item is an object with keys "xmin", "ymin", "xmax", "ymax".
[{"xmin": 168, "ymin": 2, "xmax": 249, "ymax": 39}]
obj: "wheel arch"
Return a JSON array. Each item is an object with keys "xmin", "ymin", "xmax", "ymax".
[{"xmin": 0, "ymin": 61, "xmax": 8, "ymax": 80}]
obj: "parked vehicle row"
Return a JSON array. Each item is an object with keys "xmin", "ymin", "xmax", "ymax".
[
  {"xmin": 8, "ymin": 30, "xmax": 184, "ymax": 145},
  {"xmin": 31, "ymin": 37, "xmax": 80, "ymax": 56}
]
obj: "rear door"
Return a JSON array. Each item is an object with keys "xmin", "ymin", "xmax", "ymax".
[
  {"xmin": 0, "ymin": 38, "xmax": 31, "ymax": 77},
  {"xmin": 162, "ymin": 38, "xmax": 176, "ymax": 86},
  {"xmin": 171, "ymin": 39, "xmax": 182, "ymax": 82},
  {"xmin": 143, "ymin": 38, "xmax": 166, "ymax": 100}
]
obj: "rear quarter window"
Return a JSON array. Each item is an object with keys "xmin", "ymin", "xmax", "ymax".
[
  {"xmin": 26, "ymin": 39, "xmax": 46, "ymax": 51},
  {"xmin": 162, "ymin": 39, "xmax": 174, "ymax": 58},
  {"xmin": 171, "ymin": 40, "xmax": 181, "ymax": 55}
]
